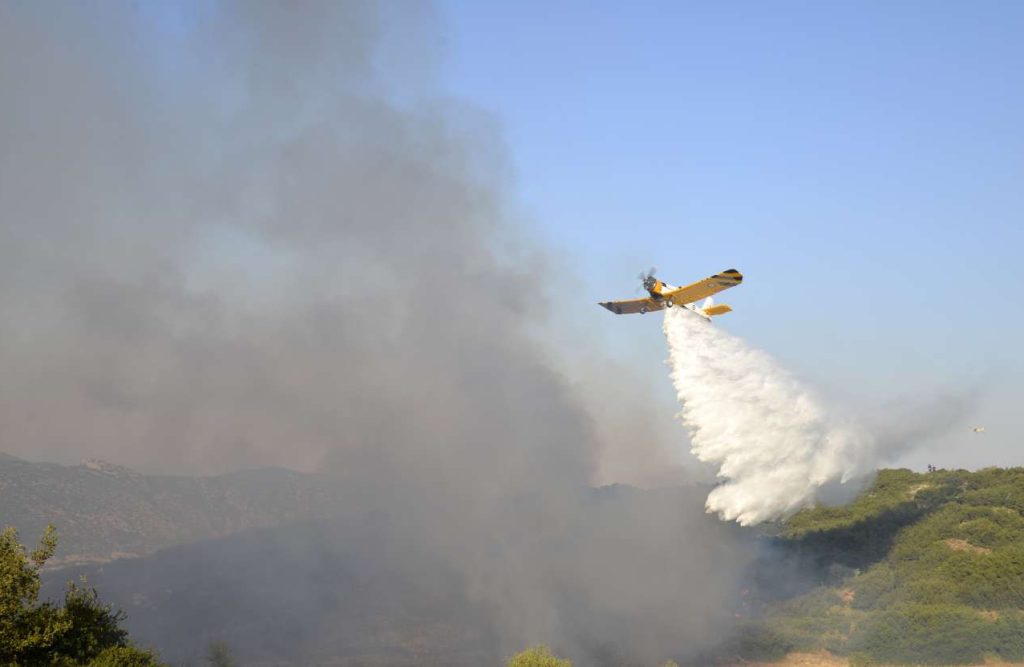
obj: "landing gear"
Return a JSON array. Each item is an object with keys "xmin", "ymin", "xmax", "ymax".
[
  {"xmin": 664, "ymin": 299, "xmax": 673, "ymax": 308},
  {"xmin": 640, "ymin": 306, "xmax": 648, "ymax": 314}
]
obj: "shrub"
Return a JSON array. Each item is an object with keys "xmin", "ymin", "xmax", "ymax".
[
  {"xmin": 0, "ymin": 525, "xmax": 164, "ymax": 666},
  {"xmin": 506, "ymin": 645, "xmax": 572, "ymax": 667},
  {"xmin": 88, "ymin": 647, "xmax": 164, "ymax": 667},
  {"xmin": 850, "ymin": 604, "xmax": 996, "ymax": 664},
  {"xmin": 849, "ymin": 563, "xmax": 895, "ymax": 610}
]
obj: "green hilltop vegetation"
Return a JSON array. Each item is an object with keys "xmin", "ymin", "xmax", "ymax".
[
  {"xmin": 736, "ymin": 467, "xmax": 1024, "ymax": 666},
  {"xmin": 8, "ymin": 463, "xmax": 1024, "ymax": 666},
  {"xmin": 0, "ymin": 525, "xmax": 239, "ymax": 667},
  {"xmin": 0, "ymin": 525, "xmax": 165, "ymax": 666}
]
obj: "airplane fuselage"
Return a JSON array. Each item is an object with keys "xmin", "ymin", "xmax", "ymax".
[{"xmin": 600, "ymin": 268, "xmax": 742, "ymax": 318}]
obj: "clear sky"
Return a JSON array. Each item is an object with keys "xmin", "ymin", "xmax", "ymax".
[{"xmin": 437, "ymin": 0, "xmax": 1024, "ymax": 469}]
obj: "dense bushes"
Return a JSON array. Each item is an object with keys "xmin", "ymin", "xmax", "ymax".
[
  {"xmin": 0, "ymin": 525, "xmax": 164, "ymax": 666},
  {"xmin": 849, "ymin": 604, "xmax": 1024, "ymax": 665},
  {"xmin": 745, "ymin": 467, "xmax": 1024, "ymax": 664},
  {"xmin": 848, "ymin": 562, "xmax": 895, "ymax": 609},
  {"xmin": 506, "ymin": 645, "xmax": 573, "ymax": 667}
]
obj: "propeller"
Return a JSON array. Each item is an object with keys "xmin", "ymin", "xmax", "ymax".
[
  {"xmin": 635, "ymin": 267, "xmax": 657, "ymax": 293},
  {"xmin": 636, "ymin": 266, "xmax": 657, "ymax": 282}
]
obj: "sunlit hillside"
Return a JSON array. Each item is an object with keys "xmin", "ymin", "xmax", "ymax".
[{"xmin": 732, "ymin": 468, "xmax": 1024, "ymax": 666}]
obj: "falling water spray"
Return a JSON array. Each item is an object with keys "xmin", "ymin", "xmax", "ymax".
[{"xmin": 663, "ymin": 308, "xmax": 877, "ymax": 525}]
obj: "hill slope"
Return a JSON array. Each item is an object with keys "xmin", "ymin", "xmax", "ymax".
[
  {"xmin": 15, "ymin": 458, "xmax": 1024, "ymax": 665},
  {"xmin": 43, "ymin": 485, "xmax": 750, "ymax": 666},
  {"xmin": 0, "ymin": 452, "xmax": 339, "ymax": 565},
  {"xmin": 735, "ymin": 467, "xmax": 1024, "ymax": 666}
]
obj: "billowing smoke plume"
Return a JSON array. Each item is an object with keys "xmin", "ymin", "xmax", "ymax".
[
  {"xmin": 2, "ymin": 2, "xmax": 750, "ymax": 663},
  {"xmin": 664, "ymin": 308, "xmax": 878, "ymax": 525}
]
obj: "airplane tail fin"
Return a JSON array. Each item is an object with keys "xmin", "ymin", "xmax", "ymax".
[{"xmin": 700, "ymin": 297, "xmax": 732, "ymax": 317}]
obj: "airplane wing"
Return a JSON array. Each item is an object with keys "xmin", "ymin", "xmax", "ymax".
[
  {"xmin": 663, "ymin": 269, "xmax": 743, "ymax": 306},
  {"xmin": 599, "ymin": 297, "xmax": 666, "ymax": 315}
]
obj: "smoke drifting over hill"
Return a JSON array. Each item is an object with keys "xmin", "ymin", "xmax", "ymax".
[{"xmin": 1, "ymin": 2, "xmax": 751, "ymax": 662}]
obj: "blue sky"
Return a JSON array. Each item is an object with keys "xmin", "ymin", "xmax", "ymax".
[{"xmin": 437, "ymin": 1, "xmax": 1024, "ymax": 468}]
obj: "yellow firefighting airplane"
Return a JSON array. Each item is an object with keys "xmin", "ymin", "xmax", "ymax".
[{"xmin": 599, "ymin": 268, "xmax": 743, "ymax": 319}]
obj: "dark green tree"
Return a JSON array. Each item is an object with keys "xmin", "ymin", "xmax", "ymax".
[{"xmin": 0, "ymin": 525, "xmax": 164, "ymax": 666}]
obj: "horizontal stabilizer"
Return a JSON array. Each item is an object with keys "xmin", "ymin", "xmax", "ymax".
[{"xmin": 702, "ymin": 303, "xmax": 732, "ymax": 317}]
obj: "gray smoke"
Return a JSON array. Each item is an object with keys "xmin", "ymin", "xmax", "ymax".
[{"xmin": 1, "ymin": 2, "xmax": 751, "ymax": 662}]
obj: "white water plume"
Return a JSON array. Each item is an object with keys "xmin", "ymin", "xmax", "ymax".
[{"xmin": 664, "ymin": 308, "xmax": 877, "ymax": 525}]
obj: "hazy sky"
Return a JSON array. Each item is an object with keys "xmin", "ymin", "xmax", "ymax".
[
  {"xmin": 2, "ymin": 1, "xmax": 1020, "ymax": 479},
  {"xmin": 2, "ymin": 7, "xmax": 760, "ymax": 658},
  {"xmin": 437, "ymin": 0, "xmax": 1024, "ymax": 470}
]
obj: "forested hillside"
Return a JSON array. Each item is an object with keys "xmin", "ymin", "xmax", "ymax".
[
  {"xmin": 0, "ymin": 452, "xmax": 338, "ymax": 565},
  {"xmin": 734, "ymin": 467, "xmax": 1024, "ymax": 666},
  {"xmin": 11, "ymin": 456, "xmax": 1024, "ymax": 665}
]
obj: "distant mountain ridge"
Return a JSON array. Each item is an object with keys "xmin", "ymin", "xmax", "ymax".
[{"xmin": 0, "ymin": 452, "xmax": 338, "ymax": 565}]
